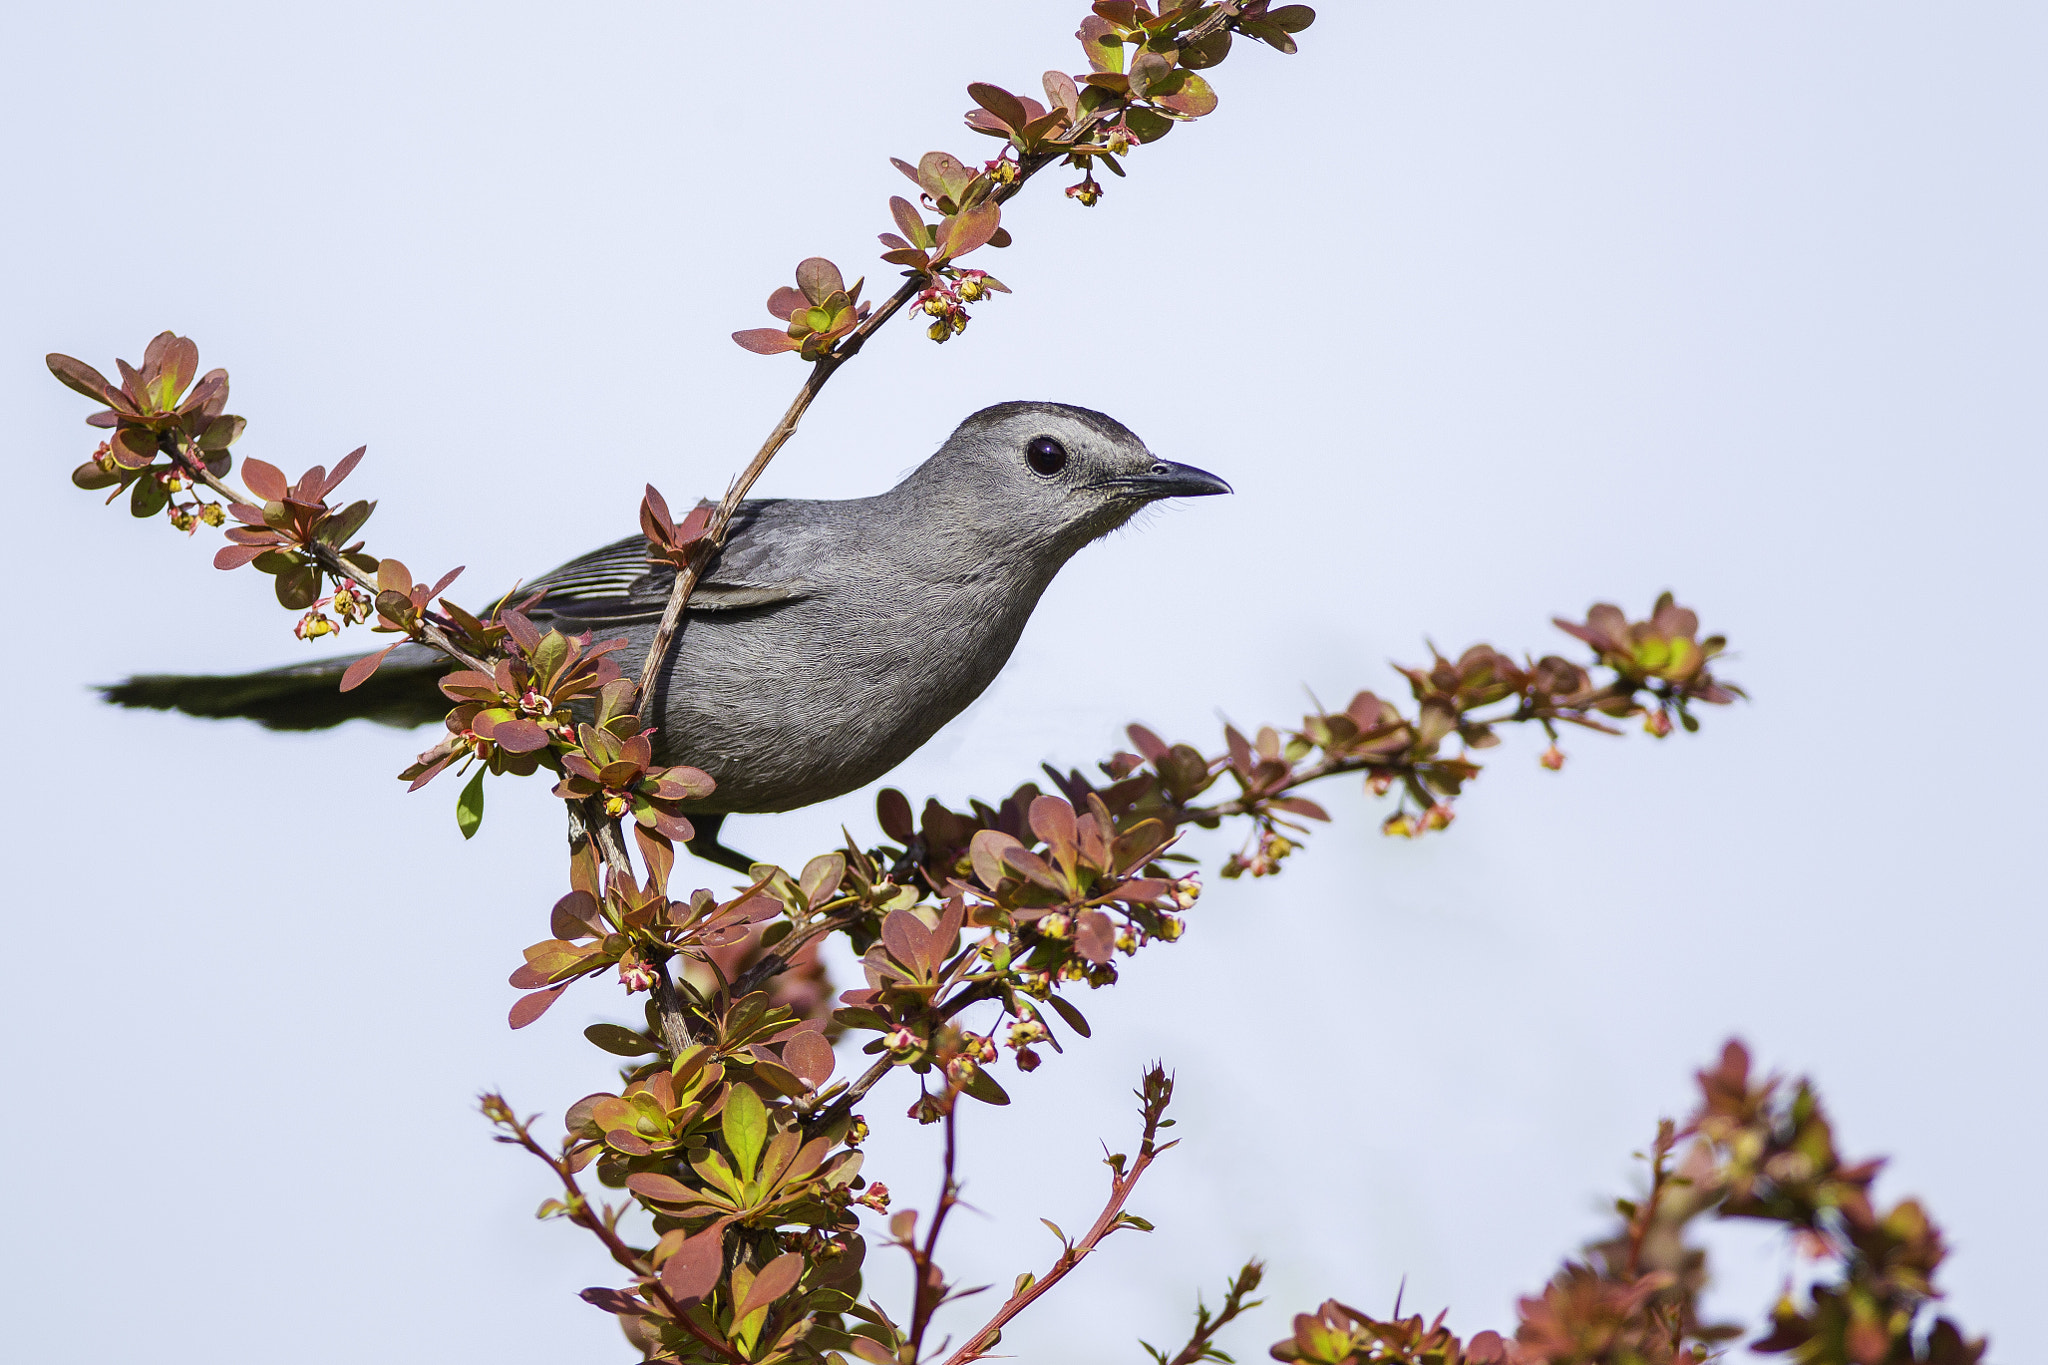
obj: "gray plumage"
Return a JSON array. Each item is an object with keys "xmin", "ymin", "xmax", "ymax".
[{"xmin": 103, "ymin": 402, "xmax": 1228, "ymax": 862}]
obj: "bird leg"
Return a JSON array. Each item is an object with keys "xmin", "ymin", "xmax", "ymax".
[{"xmin": 685, "ymin": 813, "xmax": 759, "ymax": 875}]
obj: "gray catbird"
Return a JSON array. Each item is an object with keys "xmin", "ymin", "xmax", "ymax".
[{"xmin": 104, "ymin": 401, "xmax": 1229, "ymax": 868}]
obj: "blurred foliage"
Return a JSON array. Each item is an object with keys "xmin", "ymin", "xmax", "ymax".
[{"xmin": 1270, "ymin": 1043, "xmax": 1985, "ymax": 1365}]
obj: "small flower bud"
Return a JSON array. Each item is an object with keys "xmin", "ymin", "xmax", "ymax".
[
  {"xmin": 1171, "ymin": 876, "xmax": 1200, "ymax": 909},
  {"xmin": 198, "ymin": 502, "xmax": 226, "ymax": 528},
  {"xmin": 1155, "ymin": 914, "xmax": 1183, "ymax": 942},
  {"xmin": 617, "ymin": 955, "xmax": 655, "ymax": 993},
  {"xmin": 922, "ymin": 294, "xmax": 950, "ymax": 317},
  {"xmin": 1114, "ymin": 928, "xmax": 1138, "ymax": 954},
  {"xmin": 332, "ymin": 585, "xmax": 371, "ymax": 625},
  {"xmin": 945, "ymin": 1054, "xmax": 979, "ymax": 1086},
  {"xmin": 1106, "ymin": 129, "xmax": 1132, "ymax": 155},
  {"xmin": 1539, "ymin": 745, "xmax": 1566, "ymax": 771},
  {"xmin": 602, "ymin": 790, "xmax": 630, "ymax": 819},
  {"xmin": 1086, "ymin": 962, "xmax": 1119, "ymax": 987},
  {"xmin": 884, "ymin": 1025, "xmax": 920, "ymax": 1056},
  {"xmin": 957, "ymin": 272, "xmax": 987, "ymax": 302},
  {"xmin": 1367, "ymin": 773, "xmax": 1396, "ymax": 796},
  {"xmin": 1038, "ymin": 912, "xmax": 1072, "ymax": 941},
  {"xmin": 1006, "ymin": 1019, "xmax": 1047, "ymax": 1049},
  {"xmin": 1423, "ymin": 803, "xmax": 1455, "ymax": 831},
  {"xmin": 987, "ymin": 158, "xmax": 1018, "ymax": 185},
  {"xmin": 294, "ymin": 610, "xmax": 337, "ymax": 642},
  {"xmin": 1014, "ymin": 1045, "xmax": 1042, "ymax": 1072},
  {"xmin": 1644, "ymin": 709, "xmax": 1674, "ymax": 738},
  {"xmin": 927, "ymin": 320, "xmax": 951, "ymax": 343},
  {"xmin": 847, "ymin": 1115, "xmax": 870, "ymax": 1146},
  {"xmin": 169, "ymin": 507, "xmax": 197, "ymax": 533},
  {"xmin": 1382, "ymin": 812, "xmax": 1416, "ymax": 839},
  {"xmin": 949, "ymin": 312, "xmax": 967, "ymax": 334},
  {"xmin": 961, "ymin": 1032, "xmax": 997, "ymax": 1064},
  {"xmin": 856, "ymin": 1182, "xmax": 891, "ymax": 1212}
]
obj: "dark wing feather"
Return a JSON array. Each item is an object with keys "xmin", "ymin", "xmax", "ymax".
[{"xmin": 523, "ymin": 501, "xmax": 814, "ymax": 624}]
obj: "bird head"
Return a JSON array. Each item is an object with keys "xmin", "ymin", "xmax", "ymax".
[{"xmin": 903, "ymin": 401, "xmax": 1231, "ymax": 558}]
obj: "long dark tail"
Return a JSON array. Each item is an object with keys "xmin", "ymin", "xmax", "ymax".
[{"xmin": 99, "ymin": 643, "xmax": 450, "ymax": 731}]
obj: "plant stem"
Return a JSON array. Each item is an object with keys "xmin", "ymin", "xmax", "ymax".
[
  {"xmin": 498, "ymin": 1106, "xmax": 742, "ymax": 1363},
  {"xmin": 906, "ymin": 1101, "xmax": 962, "ymax": 1355},
  {"xmin": 939, "ymin": 1078, "xmax": 1175, "ymax": 1365}
]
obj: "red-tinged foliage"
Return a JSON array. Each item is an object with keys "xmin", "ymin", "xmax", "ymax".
[
  {"xmin": 47, "ymin": 8, "xmax": 1984, "ymax": 1365},
  {"xmin": 1264, "ymin": 1040, "xmax": 1986, "ymax": 1365}
]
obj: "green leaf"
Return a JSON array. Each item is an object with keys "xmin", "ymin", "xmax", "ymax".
[
  {"xmin": 721, "ymin": 1083, "xmax": 768, "ymax": 1182},
  {"xmin": 958, "ymin": 1065, "xmax": 1011, "ymax": 1106},
  {"xmin": 274, "ymin": 564, "xmax": 322, "ymax": 609},
  {"xmin": 1156, "ymin": 71, "xmax": 1217, "ymax": 118},
  {"xmin": 315, "ymin": 499, "xmax": 376, "ymax": 548},
  {"xmin": 128, "ymin": 474, "xmax": 168, "ymax": 519},
  {"xmin": 1124, "ymin": 108, "xmax": 1174, "ymax": 144},
  {"xmin": 457, "ymin": 768, "xmax": 485, "ymax": 839},
  {"xmin": 531, "ymin": 629, "xmax": 568, "ymax": 681},
  {"xmin": 585, "ymin": 1022, "xmax": 658, "ymax": 1056},
  {"xmin": 1045, "ymin": 992, "xmax": 1092, "ymax": 1038}
]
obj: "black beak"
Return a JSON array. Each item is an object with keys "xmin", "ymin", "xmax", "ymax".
[{"xmin": 1102, "ymin": 459, "xmax": 1233, "ymax": 500}]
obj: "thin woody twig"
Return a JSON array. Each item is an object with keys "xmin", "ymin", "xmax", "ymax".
[
  {"xmin": 565, "ymin": 800, "xmax": 701, "ymax": 1051},
  {"xmin": 809, "ymin": 942, "xmax": 996, "ymax": 1132},
  {"xmin": 907, "ymin": 1101, "xmax": 963, "ymax": 1356},
  {"xmin": 628, "ymin": 101, "xmax": 1111, "ymax": 710},
  {"xmin": 1158, "ymin": 1260, "xmax": 1266, "ymax": 1365},
  {"xmin": 940, "ymin": 1067, "xmax": 1178, "ymax": 1365},
  {"xmin": 492, "ymin": 1102, "xmax": 742, "ymax": 1363},
  {"xmin": 184, "ymin": 455, "xmax": 494, "ymax": 675}
]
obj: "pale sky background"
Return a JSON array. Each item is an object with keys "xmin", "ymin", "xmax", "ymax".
[{"xmin": 5, "ymin": 3, "xmax": 2043, "ymax": 1362}]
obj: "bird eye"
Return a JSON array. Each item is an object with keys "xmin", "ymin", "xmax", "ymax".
[{"xmin": 1026, "ymin": 435, "xmax": 1067, "ymax": 476}]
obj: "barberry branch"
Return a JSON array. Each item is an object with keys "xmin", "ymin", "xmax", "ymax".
[
  {"xmin": 180, "ymin": 446, "xmax": 495, "ymax": 674},
  {"xmin": 940, "ymin": 1064, "xmax": 1177, "ymax": 1365},
  {"xmin": 906, "ymin": 1101, "xmax": 965, "ymax": 1357},
  {"xmin": 1148, "ymin": 1259, "xmax": 1266, "ymax": 1365},
  {"xmin": 484, "ymin": 1096, "xmax": 743, "ymax": 1364}
]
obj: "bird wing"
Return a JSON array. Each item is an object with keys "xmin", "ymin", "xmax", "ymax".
[{"xmin": 520, "ymin": 501, "xmax": 815, "ymax": 624}]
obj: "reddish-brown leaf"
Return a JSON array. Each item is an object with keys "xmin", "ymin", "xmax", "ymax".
[
  {"xmin": 625, "ymin": 1172, "xmax": 694, "ymax": 1204},
  {"xmin": 660, "ymin": 1226, "xmax": 726, "ymax": 1305},
  {"xmin": 781, "ymin": 1029, "xmax": 836, "ymax": 1089},
  {"xmin": 241, "ymin": 458, "xmax": 288, "ymax": 502},
  {"xmin": 795, "ymin": 257, "xmax": 845, "ymax": 306},
  {"xmin": 881, "ymin": 907, "xmax": 935, "ymax": 974},
  {"xmin": 508, "ymin": 986, "xmax": 567, "ymax": 1029},
  {"xmin": 735, "ymin": 1252, "xmax": 804, "ymax": 1321},
  {"xmin": 339, "ymin": 645, "xmax": 398, "ymax": 693},
  {"xmin": 877, "ymin": 788, "xmax": 914, "ymax": 843},
  {"xmin": 732, "ymin": 328, "xmax": 796, "ymax": 355},
  {"xmin": 550, "ymin": 890, "xmax": 603, "ymax": 939},
  {"xmin": 46, "ymin": 353, "xmax": 116, "ymax": 404},
  {"xmin": 1075, "ymin": 910, "xmax": 1116, "ymax": 965},
  {"xmin": 938, "ymin": 202, "xmax": 1000, "ymax": 260},
  {"xmin": 968, "ymin": 81, "xmax": 1028, "ymax": 133},
  {"xmin": 212, "ymin": 544, "xmax": 269, "ymax": 571},
  {"xmin": 491, "ymin": 719, "xmax": 550, "ymax": 753}
]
